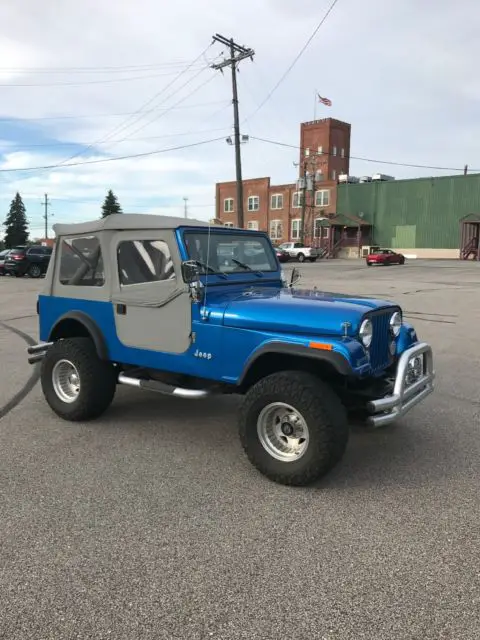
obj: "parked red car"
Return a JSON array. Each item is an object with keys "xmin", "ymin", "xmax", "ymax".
[
  {"xmin": 366, "ymin": 248, "xmax": 405, "ymax": 266},
  {"xmin": 275, "ymin": 247, "xmax": 290, "ymax": 263}
]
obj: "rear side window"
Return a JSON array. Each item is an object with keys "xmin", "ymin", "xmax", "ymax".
[
  {"xmin": 117, "ymin": 240, "xmax": 175, "ymax": 286},
  {"xmin": 9, "ymin": 249, "xmax": 25, "ymax": 256},
  {"xmin": 58, "ymin": 235, "xmax": 104, "ymax": 287}
]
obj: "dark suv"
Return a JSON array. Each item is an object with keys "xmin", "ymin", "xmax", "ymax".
[{"xmin": 4, "ymin": 245, "xmax": 53, "ymax": 278}]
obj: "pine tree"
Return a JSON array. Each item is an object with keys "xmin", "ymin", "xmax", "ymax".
[
  {"xmin": 101, "ymin": 190, "xmax": 123, "ymax": 217},
  {"xmin": 3, "ymin": 193, "xmax": 29, "ymax": 248}
]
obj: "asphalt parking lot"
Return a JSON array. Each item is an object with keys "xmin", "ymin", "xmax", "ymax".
[{"xmin": 1, "ymin": 259, "xmax": 479, "ymax": 640}]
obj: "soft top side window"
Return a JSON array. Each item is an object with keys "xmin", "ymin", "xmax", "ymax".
[
  {"xmin": 117, "ymin": 239, "xmax": 175, "ymax": 286},
  {"xmin": 58, "ymin": 235, "xmax": 105, "ymax": 287}
]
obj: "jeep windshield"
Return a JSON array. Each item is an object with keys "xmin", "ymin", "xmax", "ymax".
[{"xmin": 184, "ymin": 231, "xmax": 278, "ymax": 276}]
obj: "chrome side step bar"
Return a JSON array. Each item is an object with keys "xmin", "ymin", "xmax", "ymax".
[{"xmin": 118, "ymin": 373, "xmax": 209, "ymax": 399}]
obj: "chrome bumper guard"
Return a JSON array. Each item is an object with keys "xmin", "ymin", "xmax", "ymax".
[
  {"xmin": 367, "ymin": 342, "xmax": 435, "ymax": 427},
  {"xmin": 26, "ymin": 341, "xmax": 53, "ymax": 365}
]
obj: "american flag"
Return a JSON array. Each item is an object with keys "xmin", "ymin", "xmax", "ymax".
[{"xmin": 318, "ymin": 94, "xmax": 332, "ymax": 106}]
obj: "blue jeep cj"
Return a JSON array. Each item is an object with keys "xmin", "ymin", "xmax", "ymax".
[{"xmin": 28, "ymin": 214, "xmax": 435, "ymax": 486}]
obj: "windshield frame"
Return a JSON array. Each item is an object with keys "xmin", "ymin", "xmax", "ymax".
[{"xmin": 178, "ymin": 227, "xmax": 281, "ymax": 283}]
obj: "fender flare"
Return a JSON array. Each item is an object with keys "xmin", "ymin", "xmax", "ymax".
[
  {"xmin": 238, "ymin": 342, "xmax": 354, "ymax": 385},
  {"xmin": 48, "ymin": 311, "xmax": 109, "ymax": 360}
]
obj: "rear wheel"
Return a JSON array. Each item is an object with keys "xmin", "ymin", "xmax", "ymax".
[
  {"xmin": 239, "ymin": 371, "xmax": 349, "ymax": 486},
  {"xmin": 28, "ymin": 264, "xmax": 42, "ymax": 278},
  {"xmin": 41, "ymin": 337, "xmax": 117, "ymax": 421},
  {"xmin": 297, "ymin": 253, "xmax": 305, "ymax": 263}
]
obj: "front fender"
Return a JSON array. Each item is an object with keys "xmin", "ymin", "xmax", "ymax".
[{"xmin": 238, "ymin": 338, "xmax": 367, "ymax": 385}]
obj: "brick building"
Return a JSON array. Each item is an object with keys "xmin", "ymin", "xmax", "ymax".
[{"xmin": 215, "ymin": 118, "xmax": 351, "ymax": 245}]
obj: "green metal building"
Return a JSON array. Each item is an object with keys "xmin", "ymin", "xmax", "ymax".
[{"xmin": 336, "ymin": 173, "xmax": 480, "ymax": 258}]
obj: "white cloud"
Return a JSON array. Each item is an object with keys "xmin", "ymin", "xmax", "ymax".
[{"xmin": 0, "ymin": 0, "xmax": 479, "ymax": 239}]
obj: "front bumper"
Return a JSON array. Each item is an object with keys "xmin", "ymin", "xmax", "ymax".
[{"xmin": 367, "ymin": 342, "xmax": 435, "ymax": 427}]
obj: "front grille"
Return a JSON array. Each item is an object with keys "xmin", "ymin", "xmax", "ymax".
[{"xmin": 368, "ymin": 309, "xmax": 396, "ymax": 372}]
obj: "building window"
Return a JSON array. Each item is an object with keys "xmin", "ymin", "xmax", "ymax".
[
  {"xmin": 117, "ymin": 240, "xmax": 175, "ymax": 286},
  {"xmin": 305, "ymin": 147, "xmax": 310, "ymax": 156},
  {"xmin": 341, "ymin": 148, "xmax": 345, "ymax": 158},
  {"xmin": 318, "ymin": 145, "xmax": 323, "ymax": 155},
  {"xmin": 247, "ymin": 221, "xmax": 259, "ymax": 230},
  {"xmin": 332, "ymin": 146, "xmax": 337, "ymax": 156},
  {"xmin": 59, "ymin": 235, "xmax": 104, "ymax": 287},
  {"xmin": 291, "ymin": 219, "xmax": 302, "ymax": 240},
  {"xmin": 224, "ymin": 222, "xmax": 234, "ymax": 228},
  {"xmin": 315, "ymin": 189, "xmax": 330, "ymax": 207},
  {"xmin": 224, "ymin": 198, "xmax": 234, "ymax": 213},
  {"xmin": 331, "ymin": 170, "xmax": 336, "ymax": 180},
  {"xmin": 292, "ymin": 191, "xmax": 304, "ymax": 208},
  {"xmin": 314, "ymin": 219, "xmax": 330, "ymax": 239},
  {"xmin": 270, "ymin": 193, "xmax": 284, "ymax": 210},
  {"xmin": 269, "ymin": 219, "xmax": 283, "ymax": 241},
  {"xmin": 248, "ymin": 195, "xmax": 259, "ymax": 211}
]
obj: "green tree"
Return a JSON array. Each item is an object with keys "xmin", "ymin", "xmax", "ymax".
[
  {"xmin": 101, "ymin": 190, "xmax": 123, "ymax": 217},
  {"xmin": 3, "ymin": 192, "xmax": 29, "ymax": 248}
]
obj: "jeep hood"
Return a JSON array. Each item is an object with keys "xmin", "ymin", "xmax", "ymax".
[{"xmin": 219, "ymin": 287, "xmax": 396, "ymax": 337}]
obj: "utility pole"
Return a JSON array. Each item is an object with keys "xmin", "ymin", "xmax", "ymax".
[
  {"xmin": 43, "ymin": 194, "xmax": 51, "ymax": 240},
  {"xmin": 183, "ymin": 197, "xmax": 188, "ymax": 218},
  {"xmin": 211, "ymin": 34, "xmax": 254, "ymax": 230}
]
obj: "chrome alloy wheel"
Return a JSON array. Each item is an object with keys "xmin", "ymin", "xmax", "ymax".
[
  {"xmin": 257, "ymin": 402, "xmax": 310, "ymax": 462},
  {"xmin": 52, "ymin": 359, "xmax": 81, "ymax": 403}
]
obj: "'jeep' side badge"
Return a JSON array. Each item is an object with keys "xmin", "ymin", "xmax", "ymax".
[{"xmin": 193, "ymin": 349, "xmax": 212, "ymax": 360}]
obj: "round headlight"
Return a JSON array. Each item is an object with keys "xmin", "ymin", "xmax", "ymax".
[
  {"xmin": 390, "ymin": 311, "xmax": 402, "ymax": 337},
  {"xmin": 359, "ymin": 318, "xmax": 373, "ymax": 348}
]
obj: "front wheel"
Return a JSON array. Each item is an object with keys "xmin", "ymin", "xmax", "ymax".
[
  {"xmin": 41, "ymin": 337, "xmax": 117, "ymax": 421},
  {"xmin": 239, "ymin": 371, "xmax": 349, "ymax": 486}
]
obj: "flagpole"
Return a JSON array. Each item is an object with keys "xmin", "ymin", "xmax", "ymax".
[{"xmin": 313, "ymin": 89, "xmax": 317, "ymax": 121}]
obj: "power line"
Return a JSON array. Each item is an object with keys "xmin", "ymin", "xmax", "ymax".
[
  {"xmin": 26, "ymin": 45, "xmax": 215, "ymax": 175},
  {"xmin": 0, "ymin": 67, "xmax": 208, "ymax": 88},
  {"xmin": 242, "ymin": 0, "xmax": 340, "ymax": 125},
  {"xmin": 3, "ymin": 125, "xmax": 231, "ymax": 150},
  {"xmin": 249, "ymin": 135, "xmax": 480, "ymax": 173},
  {"xmin": 0, "ymin": 100, "xmax": 229, "ymax": 122},
  {"xmin": 110, "ymin": 73, "xmax": 219, "ymax": 147},
  {"xmin": 0, "ymin": 136, "xmax": 224, "ymax": 173},
  {"xmin": 0, "ymin": 59, "xmax": 216, "ymax": 73}
]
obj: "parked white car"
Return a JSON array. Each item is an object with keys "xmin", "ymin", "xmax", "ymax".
[{"xmin": 278, "ymin": 242, "xmax": 319, "ymax": 263}]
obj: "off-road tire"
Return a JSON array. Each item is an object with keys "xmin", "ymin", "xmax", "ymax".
[
  {"xmin": 297, "ymin": 253, "xmax": 305, "ymax": 263},
  {"xmin": 239, "ymin": 371, "xmax": 349, "ymax": 486},
  {"xmin": 41, "ymin": 337, "xmax": 117, "ymax": 421},
  {"xmin": 28, "ymin": 264, "xmax": 42, "ymax": 278}
]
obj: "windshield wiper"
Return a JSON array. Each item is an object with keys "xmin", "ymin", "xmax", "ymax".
[
  {"xmin": 193, "ymin": 260, "xmax": 229, "ymax": 279},
  {"xmin": 232, "ymin": 259, "xmax": 264, "ymax": 277}
]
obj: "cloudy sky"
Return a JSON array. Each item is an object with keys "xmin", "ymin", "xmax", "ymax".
[{"xmin": 0, "ymin": 0, "xmax": 478, "ymax": 238}]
